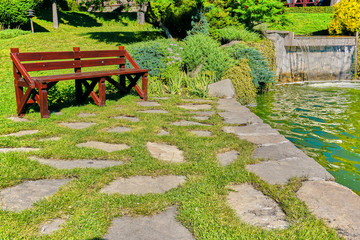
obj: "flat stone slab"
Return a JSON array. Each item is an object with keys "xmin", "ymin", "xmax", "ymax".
[
  {"xmin": 171, "ymin": 121, "xmax": 211, "ymax": 126},
  {"xmin": 139, "ymin": 110, "xmax": 168, "ymax": 114},
  {"xmin": 247, "ymin": 157, "xmax": 334, "ymax": 184},
  {"xmin": 107, "ymin": 127, "xmax": 132, "ymax": 133},
  {"xmin": 152, "ymin": 97, "xmax": 169, "ymax": 100},
  {"xmin": 0, "ymin": 179, "xmax": 71, "ymax": 212},
  {"xmin": 297, "ymin": 180, "xmax": 360, "ymax": 240},
  {"xmin": 76, "ymin": 141, "xmax": 130, "ymax": 152},
  {"xmin": 103, "ymin": 206, "xmax": 194, "ymax": 240},
  {"xmin": 40, "ymin": 218, "xmax": 67, "ymax": 235},
  {"xmin": 31, "ymin": 157, "xmax": 124, "ymax": 169},
  {"xmin": 227, "ymin": 184, "xmax": 288, "ymax": 229},
  {"xmin": 192, "ymin": 116, "xmax": 209, "ymax": 121},
  {"xmin": 189, "ymin": 111, "xmax": 215, "ymax": 116},
  {"xmin": 222, "ymin": 124, "xmax": 280, "ymax": 137},
  {"xmin": 100, "ymin": 175, "xmax": 186, "ymax": 195},
  {"xmin": 252, "ymin": 142, "xmax": 310, "ymax": 160},
  {"xmin": 113, "ymin": 116, "xmax": 139, "ymax": 122},
  {"xmin": 0, "ymin": 148, "xmax": 40, "ymax": 153},
  {"xmin": 137, "ymin": 101, "xmax": 160, "ymax": 107},
  {"xmin": 158, "ymin": 130, "xmax": 170, "ymax": 136},
  {"xmin": 217, "ymin": 99, "xmax": 250, "ymax": 112},
  {"xmin": 4, "ymin": 130, "xmax": 39, "ymax": 137},
  {"xmin": 146, "ymin": 142, "xmax": 184, "ymax": 163},
  {"xmin": 178, "ymin": 104, "xmax": 212, "ymax": 110},
  {"xmin": 191, "ymin": 130, "xmax": 212, "ymax": 137},
  {"xmin": 59, "ymin": 122, "xmax": 96, "ymax": 129},
  {"xmin": 217, "ymin": 150, "xmax": 239, "ymax": 166},
  {"xmin": 8, "ymin": 116, "xmax": 30, "ymax": 122},
  {"xmin": 39, "ymin": 137, "xmax": 61, "ymax": 142},
  {"xmin": 236, "ymin": 134, "xmax": 289, "ymax": 145},
  {"xmin": 182, "ymin": 99, "xmax": 213, "ymax": 103},
  {"xmin": 78, "ymin": 113, "xmax": 96, "ymax": 117},
  {"xmin": 218, "ymin": 112, "xmax": 263, "ymax": 125}
]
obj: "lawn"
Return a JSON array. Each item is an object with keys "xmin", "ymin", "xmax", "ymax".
[{"xmin": 0, "ymin": 10, "xmax": 342, "ymax": 239}]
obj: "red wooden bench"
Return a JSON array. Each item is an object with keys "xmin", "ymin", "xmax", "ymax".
[{"xmin": 10, "ymin": 46, "xmax": 148, "ymax": 118}]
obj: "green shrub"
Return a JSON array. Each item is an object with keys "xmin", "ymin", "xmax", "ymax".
[
  {"xmin": 187, "ymin": 8, "xmax": 210, "ymax": 37},
  {"xmin": 38, "ymin": 0, "xmax": 79, "ymax": 11},
  {"xmin": 223, "ymin": 59, "xmax": 256, "ymax": 105},
  {"xmin": 184, "ymin": 72, "xmax": 214, "ymax": 97},
  {"xmin": 329, "ymin": 0, "xmax": 360, "ymax": 35},
  {"xmin": 227, "ymin": 44, "xmax": 274, "ymax": 90},
  {"xmin": 212, "ymin": 26, "xmax": 261, "ymax": 44},
  {"xmin": 0, "ymin": 0, "xmax": 37, "ymax": 28},
  {"xmin": 183, "ymin": 34, "xmax": 231, "ymax": 79},
  {"xmin": 240, "ymin": 39, "xmax": 276, "ymax": 72},
  {"xmin": 0, "ymin": 29, "xmax": 30, "ymax": 39}
]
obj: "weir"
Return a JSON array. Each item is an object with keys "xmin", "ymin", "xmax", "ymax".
[{"xmin": 266, "ymin": 31, "xmax": 357, "ymax": 82}]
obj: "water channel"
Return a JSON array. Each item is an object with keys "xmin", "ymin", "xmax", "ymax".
[{"xmin": 250, "ymin": 82, "xmax": 360, "ymax": 195}]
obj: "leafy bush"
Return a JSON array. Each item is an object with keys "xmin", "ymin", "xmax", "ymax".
[
  {"xmin": 38, "ymin": 0, "xmax": 79, "ymax": 11},
  {"xmin": 227, "ymin": 44, "xmax": 274, "ymax": 90},
  {"xmin": 0, "ymin": 0, "xmax": 37, "ymax": 28},
  {"xmin": 240, "ymin": 39, "xmax": 276, "ymax": 72},
  {"xmin": 212, "ymin": 26, "xmax": 260, "ymax": 44},
  {"xmin": 185, "ymin": 72, "xmax": 214, "ymax": 97},
  {"xmin": 0, "ymin": 29, "xmax": 30, "ymax": 39},
  {"xmin": 222, "ymin": 59, "xmax": 256, "ymax": 105},
  {"xmin": 329, "ymin": 0, "xmax": 360, "ymax": 35},
  {"xmin": 187, "ymin": 8, "xmax": 210, "ymax": 37},
  {"xmin": 183, "ymin": 34, "xmax": 231, "ymax": 79}
]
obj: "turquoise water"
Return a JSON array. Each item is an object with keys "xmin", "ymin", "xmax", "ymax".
[{"xmin": 250, "ymin": 83, "xmax": 360, "ymax": 194}]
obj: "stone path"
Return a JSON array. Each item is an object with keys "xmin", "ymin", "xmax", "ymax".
[
  {"xmin": 113, "ymin": 116, "xmax": 139, "ymax": 122},
  {"xmin": 191, "ymin": 130, "xmax": 212, "ymax": 137},
  {"xmin": 171, "ymin": 121, "xmax": 211, "ymax": 126},
  {"xmin": 177, "ymin": 104, "xmax": 212, "ymax": 110},
  {"xmin": 137, "ymin": 101, "xmax": 160, "ymax": 107},
  {"xmin": 3, "ymin": 130, "xmax": 39, "ymax": 137},
  {"xmin": 78, "ymin": 113, "xmax": 96, "ymax": 117},
  {"xmin": 0, "ymin": 147, "xmax": 40, "ymax": 153},
  {"xmin": 107, "ymin": 127, "xmax": 132, "ymax": 133},
  {"xmin": 103, "ymin": 206, "xmax": 194, "ymax": 240},
  {"xmin": 217, "ymin": 150, "xmax": 239, "ymax": 166},
  {"xmin": 40, "ymin": 218, "xmax": 67, "ymax": 235},
  {"xmin": 59, "ymin": 122, "xmax": 96, "ymax": 129},
  {"xmin": 76, "ymin": 141, "xmax": 130, "ymax": 152},
  {"xmin": 147, "ymin": 142, "xmax": 184, "ymax": 163},
  {"xmin": 8, "ymin": 116, "xmax": 30, "ymax": 122},
  {"xmin": 31, "ymin": 157, "xmax": 124, "ymax": 169},
  {"xmin": 0, "ymin": 179, "xmax": 71, "ymax": 212}
]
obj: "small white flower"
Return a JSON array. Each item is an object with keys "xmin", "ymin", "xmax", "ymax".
[{"xmin": 179, "ymin": 47, "xmax": 184, "ymax": 50}]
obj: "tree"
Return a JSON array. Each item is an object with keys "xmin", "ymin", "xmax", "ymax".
[
  {"xmin": 329, "ymin": 0, "xmax": 360, "ymax": 35},
  {"xmin": 52, "ymin": 0, "xmax": 59, "ymax": 28},
  {"xmin": 228, "ymin": 0, "xmax": 285, "ymax": 29}
]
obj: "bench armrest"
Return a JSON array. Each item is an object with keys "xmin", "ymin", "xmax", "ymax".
[
  {"xmin": 125, "ymin": 50, "xmax": 140, "ymax": 69},
  {"xmin": 10, "ymin": 53, "xmax": 35, "ymax": 88}
]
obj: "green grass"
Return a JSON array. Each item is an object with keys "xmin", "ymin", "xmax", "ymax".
[
  {"xmin": 0, "ymin": 10, "xmax": 343, "ymax": 239},
  {"xmin": 269, "ymin": 12, "xmax": 333, "ymax": 35}
]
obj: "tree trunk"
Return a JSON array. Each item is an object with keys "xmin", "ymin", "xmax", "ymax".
[
  {"xmin": 137, "ymin": 3, "xmax": 147, "ymax": 25},
  {"xmin": 52, "ymin": 0, "xmax": 59, "ymax": 29}
]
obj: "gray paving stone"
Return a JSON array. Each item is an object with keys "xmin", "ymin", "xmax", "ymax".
[
  {"xmin": 139, "ymin": 110, "xmax": 168, "ymax": 114},
  {"xmin": 191, "ymin": 130, "xmax": 212, "ymax": 137},
  {"xmin": 227, "ymin": 184, "xmax": 288, "ymax": 229},
  {"xmin": 3, "ymin": 130, "xmax": 39, "ymax": 137},
  {"xmin": 152, "ymin": 97, "xmax": 169, "ymax": 100},
  {"xmin": 0, "ymin": 179, "xmax": 71, "ymax": 212},
  {"xmin": 59, "ymin": 122, "xmax": 96, "ymax": 129},
  {"xmin": 31, "ymin": 157, "xmax": 124, "ymax": 169},
  {"xmin": 76, "ymin": 141, "xmax": 130, "ymax": 152},
  {"xmin": 0, "ymin": 148, "xmax": 40, "ymax": 153},
  {"xmin": 113, "ymin": 116, "xmax": 139, "ymax": 122},
  {"xmin": 100, "ymin": 175, "xmax": 186, "ymax": 195},
  {"xmin": 235, "ymin": 134, "xmax": 289, "ymax": 145},
  {"xmin": 208, "ymin": 79, "xmax": 235, "ymax": 98},
  {"xmin": 192, "ymin": 116, "xmax": 209, "ymax": 121},
  {"xmin": 103, "ymin": 206, "xmax": 194, "ymax": 240},
  {"xmin": 78, "ymin": 113, "xmax": 96, "ymax": 117},
  {"xmin": 107, "ymin": 127, "xmax": 132, "ymax": 133},
  {"xmin": 39, "ymin": 137, "xmax": 61, "ymax": 142},
  {"xmin": 247, "ymin": 157, "xmax": 334, "ymax": 184},
  {"xmin": 171, "ymin": 121, "xmax": 211, "ymax": 126},
  {"xmin": 137, "ymin": 101, "xmax": 160, "ymax": 107},
  {"xmin": 222, "ymin": 124, "xmax": 280, "ymax": 137},
  {"xmin": 40, "ymin": 218, "xmax": 67, "ymax": 235},
  {"xmin": 218, "ymin": 112, "xmax": 263, "ymax": 125},
  {"xmin": 252, "ymin": 141, "xmax": 310, "ymax": 160},
  {"xmin": 158, "ymin": 130, "xmax": 170, "ymax": 136},
  {"xmin": 147, "ymin": 142, "xmax": 184, "ymax": 163},
  {"xmin": 189, "ymin": 111, "xmax": 215, "ymax": 116},
  {"xmin": 217, "ymin": 99, "xmax": 249, "ymax": 112},
  {"xmin": 217, "ymin": 150, "xmax": 239, "ymax": 166},
  {"xmin": 182, "ymin": 99, "xmax": 213, "ymax": 103},
  {"xmin": 178, "ymin": 104, "xmax": 212, "ymax": 110},
  {"xmin": 297, "ymin": 180, "xmax": 360, "ymax": 240},
  {"xmin": 8, "ymin": 116, "xmax": 30, "ymax": 122}
]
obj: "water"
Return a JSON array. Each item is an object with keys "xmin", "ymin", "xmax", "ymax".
[{"xmin": 250, "ymin": 83, "xmax": 360, "ymax": 195}]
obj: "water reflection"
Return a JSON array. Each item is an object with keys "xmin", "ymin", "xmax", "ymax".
[{"xmin": 250, "ymin": 84, "xmax": 360, "ymax": 194}]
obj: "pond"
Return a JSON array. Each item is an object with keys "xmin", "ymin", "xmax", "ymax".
[{"xmin": 250, "ymin": 82, "xmax": 360, "ymax": 195}]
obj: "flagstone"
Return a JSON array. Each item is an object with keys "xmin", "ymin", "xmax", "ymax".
[
  {"xmin": 113, "ymin": 116, "xmax": 139, "ymax": 122},
  {"xmin": 107, "ymin": 127, "xmax": 132, "ymax": 133},
  {"xmin": 146, "ymin": 142, "xmax": 184, "ymax": 163},
  {"xmin": 4, "ymin": 130, "xmax": 39, "ymax": 137},
  {"xmin": 191, "ymin": 130, "xmax": 212, "ymax": 137},
  {"xmin": 178, "ymin": 104, "xmax": 212, "ymax": 110},
  {"xmin": 137, "ymin": 101, "xmax": 161, "ymax": 107},
  {"xmin": 217, "ymin": 150, "xmax": 239, "ymax": 166},
  {"xmin": 59, "ymin": 122, "xmax": 96, "ymax": 129},
  {"xmin": 31, "ymin": 157, "xmax": 124, "ymax": 169},
  {"xmin": 171, "ymin": 121, "xmax": 211, "ymax": 126},
  {"xmin": 76, "ymin": 141, "xmax": 130, "ymax": 152}
]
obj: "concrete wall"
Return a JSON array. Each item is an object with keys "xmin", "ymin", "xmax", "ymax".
[{"xmin": 266, "ymin": 31, "xmax": 356, "ymax": 82}]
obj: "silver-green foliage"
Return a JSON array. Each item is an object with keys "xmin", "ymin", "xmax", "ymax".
[{"xmin": 213, "ymin": 26, "xmax": 261, "ymax": 44}]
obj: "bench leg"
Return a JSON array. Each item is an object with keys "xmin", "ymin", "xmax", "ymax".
[
  {"xmin": 98, "ymin": 77, "xmax": 106, "ymax": 106},
  {"xmin": 38, "ymin": 83, "xmax": 50, "ymax": 118},
  {"xmin": 75, "ymin": 79, "xmax": 84, "ymax": 103},
  {"xmin": 142, "ymin": 73, "xmax": 148, "ymax": 100}
]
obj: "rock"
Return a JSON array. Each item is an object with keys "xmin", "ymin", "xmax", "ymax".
[
  {"xmin": 8, "ymin": 116, "xmax": 30, "ymax": 122},
  {"xmin": 38, "ymin": 137, "xmax": 61, "ymax": 142},
  {"xmin": 152, "ymin": 97, "xmax": 169, "ymax": 100},
  {"xmin": 113, "ymin": 116, "xmax": 139, "ymax": 122},
  {"xmin": 100, "ymin": 175, "xmax": 186, "ymax": 195},
  {"xmin": 218, "ymin": 111, "xmax": 263, "ymax": 125},
  {"xmin": 297, "ymin": 180, "xmax": 360, "ymax": 240},
  {"xmin": 208, "ymin": 79, "xmax": 235, "ymax": 98},
  {"xmin": 217, "ymin": 150, "xmax": 239, "ymax": 166},
  {"xmin": 192, "ymin": 116, "xmax": 209, "ymax": 121},
  {"xmin": 146, "ymin": 142, "xmax": 184, "ymax": 163},
  {"xmin": 182, "ymin": 99, "xmax": 213, "ymax": 103},
  {"xmin": 252, "ymin": 141, "xmax": 310, "ymax": 160},
  {"xmin": 177, "ymin": 104, "xmax": 212, "ymax": 110},
  {"xmin": 76, "ymin": 141, "xmax": 130, "ymax": 152},
  {"xmin": 189, "ymin": 111, "xmax": 215, "ymax": 116},
  {"xmin": 32, "ymin": 157, "xmax": 124, "ymax": 169},
  {"xmin": 107, "ymin": 127, "xmax": 132, "ymax": 133},
  {"xmin": 222, "ymin": 124, "xmax": 280, "ymax": 137},
  {"xmin": 158, "ymin": 130, "xmax": 170, "ymax": 136},
  {"xmin": 171, "ymin": 121, "xmax": 211, "ymax": 126},
  {"xmin": 3, "ymin": 130, "xmax": 39, "ymax": 137},
  {"xmin": 40, "ymin": 218, "xmax": 67, "ymax": 235},
  {"xmin": 103, "ymin": 206, "xmax": 194, "ymax": 240},
  {"xmin": 78, "ymin": 113, "xmax": 96, "ymax": 117},
  {"xmin": 0, "ymin": 179, "xmax": 71, "ymax": 212},
  {"xmin": 137, "ymin": 101, "xmax": 160, "ymax": 107},
  {"xmin": 0, "ymin": 148, "xmax": 40, "ymax": 153},
  {"xmin": 227, "ymin": 184, "xmax": 288, "ymax": 229},
  {"xmin": 191, "ymin": 130, "xmax": 212, "ymax": 137},
  {"xmin": 139, "ymin": 110, "xmax": 168, "ymax": 114},
  {"xmin": 217, "ymin": 98, "xmax": 248, "ymax": 112},
  {"xmin": 59, "ymin": 122, "xmax": 96, "ymax": 129}
]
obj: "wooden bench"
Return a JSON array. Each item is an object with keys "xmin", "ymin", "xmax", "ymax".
[{"xmin": 10, "ymin": 46, "xmax": 148, "ymax": 118}]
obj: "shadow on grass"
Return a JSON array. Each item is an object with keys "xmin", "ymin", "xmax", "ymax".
[
  {"xmin": 85, "ymin": 31, "xmax": 164, "ymax": 45},
  {"xmin": 22, "ymin": 22, "xmax": 49, "ymax": 33},
  {"xmin": 36, "ymin": 10, "xmax": 102, "ymax": 28}
]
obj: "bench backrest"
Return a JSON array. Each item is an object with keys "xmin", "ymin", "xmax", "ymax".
[{"xmin": 11, "ymin": 47, "xmax": 127, "ymax": 72}]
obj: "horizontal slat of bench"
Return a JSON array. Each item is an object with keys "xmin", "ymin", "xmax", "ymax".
[
  {"xmin": 23, "ymin": 58, "xmax": 126, "ymax": 72},
  {"xmin": 31, "ymin": 68, "xmax": 148, "ymax": 82},
  {"xmin": 17, "ymin": 49, "xmax": 126, "ymax": 61}
]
